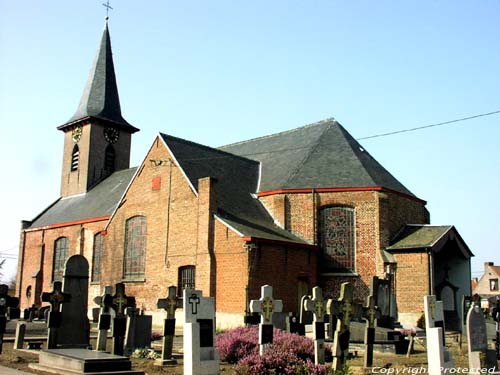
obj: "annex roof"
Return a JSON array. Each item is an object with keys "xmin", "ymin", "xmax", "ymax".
[
  {"xmin": 58, "ymin": 22, "xmax": 138, "ymax": 133},
  {"xmin": 29, "ymin": 167, "xmax": 136, "ymax": 229},
  {"xmin": 218, "ymin": 118, "xmax": 414, "ymax": 196},
  {"xmin": 386, "ymin": 224, "xmax": 473, "ymax": 259},
  {"xmin": 160, "ymin": 133, "xmax": 310, "ymax": 244}
]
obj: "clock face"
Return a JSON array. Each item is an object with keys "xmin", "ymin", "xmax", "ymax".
[
  {"xmin": 104, "ymin": 127, "xmax": 119, "ymax": 144},
  {"xmin": 72, "ymin": 126, "xmax": 83, "ymax": 143}
]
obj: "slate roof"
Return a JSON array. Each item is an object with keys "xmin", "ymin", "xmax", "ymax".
[
  {"xmin": 58, "ymin": 22, "xmax": 138, "ymax": 133},
  {"xmin": 219, "ymin": 118, "xmax": 414, "ymax": 196},
  {"xmin": 29, "ymin": 168, "xmax": 136, "ymax": 228},
  {"xmin": 161, "ymin": 134, "xmax": 309, "ymax": 244},
  {"xmin": 386, "ymin": 224, "xmax": 473, "ymax": 258}
]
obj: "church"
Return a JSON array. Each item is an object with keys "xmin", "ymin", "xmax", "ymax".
[{"xmin": 16, "ymin": 22, "xmax": 473, "ymax": 329}]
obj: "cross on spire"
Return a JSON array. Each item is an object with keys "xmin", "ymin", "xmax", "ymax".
[{"xmin": 102, "ymin": 0, "xmax": 113, "ymax": 20}]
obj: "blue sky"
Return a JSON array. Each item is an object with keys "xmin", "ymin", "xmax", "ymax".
[{"xmin": 0, "ymin": 1, "xmax": 498, "ymax": 283}]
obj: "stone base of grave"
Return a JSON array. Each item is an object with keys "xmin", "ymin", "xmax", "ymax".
[
  {"xmin": 154, "ymin": 357, "xmax": 177, "ymax": 366},
  {"xmin": 29, "ymin": 349, "xmax": 145, "ymax": 375}
]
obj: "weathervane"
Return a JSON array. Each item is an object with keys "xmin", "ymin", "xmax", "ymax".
[{"xmin": 103, "ymin": 0, "xmax": 113, "ymax": 20}]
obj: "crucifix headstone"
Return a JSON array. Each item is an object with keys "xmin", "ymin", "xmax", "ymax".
[
  {"xmin": 362, "ymin": 295, "xmax": 380, "ymax": 367},
  {"xmin": 326, "ymin": 282, "xmax": 361, "ymax": 372},
  {"xmin": 155, "ymin": 285, "xmax": 181, "ymax": 366},
  {"xmin": 466, "ymin": 303, "xmax": 498, "ymax": 374},
  {"xmin": 93, "ymin": 286, "xmax": 113, "ymax": 351},
  {"xmin": 41, "ymin": 281, "xmax": 71, "ymax": 349},
  {"xmin": 183, "ymin": 288, "xmax": 219, "ymax": 375},
  {"xmin": 304, "ymin": 286, "xmax": 326, "ymax": 364},
  {"xmin": 0, "ymin": 284, "xmax": 19, "ymax": 353},
  {"xmin": 249, "ymin": 285, "xmax": 283, "ymax": 356},
  {"xmin": 111, "ymin": 282, "xmax": 136, "ymax": 356}
]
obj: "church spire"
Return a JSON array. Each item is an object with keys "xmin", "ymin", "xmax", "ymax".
[{"xmin": 58, "ymin": 22, "xmax": 138, "ymax": 132}]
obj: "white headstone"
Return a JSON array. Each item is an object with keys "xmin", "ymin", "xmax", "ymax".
[
  {"xmin": 304, "ymin": 286, "xmax": 326, "ymax": 365},
  {"xmin": 183, "ymin": 289, "xmax": 219, "ymax": 375}
]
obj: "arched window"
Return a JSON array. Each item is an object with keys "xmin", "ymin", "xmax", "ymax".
[
  {"xmin": 71, "ymin": 145, "xmax": 79, "ymax": 171},
  {"xmin": 318, "ymin": 206, "xmax": 355, "ymax": 272},
  {"xmin": 178, "ymin": 265, "xmax": 195, "ymax": 295},
  {"xmin": 53, "ymin": 237, "xmax": 69, "ymax": 281},
  {"xmin": 92, "ymin": 233, "xmax": 104, "ymax": 282},
  {"xmin": 123, "ymin": 216, "xmax": 147, "ymax": 279},
  {"xmin": 104, "ymin": 145, "xmax": 115, "ymax": 173}
]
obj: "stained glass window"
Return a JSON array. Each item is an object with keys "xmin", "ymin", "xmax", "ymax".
[
  {"xmin": 123, "ymin": 216, "xmax": 147, "ymax": 279},
  {"xmin": 92, "ymin": 233, "xmax": 104, "ymax": 282},
  {"xmin": 178, "ymin": 266, "xmax": 195, "ymax": 296},
  {"xmin": 53, "ymin": 237, "xmax": 69, "ymax": 281},
  {"xmin": 319, "ymin": 206, "xmax": 355, "ymax": 271}
]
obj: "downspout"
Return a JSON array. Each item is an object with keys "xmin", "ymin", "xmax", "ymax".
[
  {"xmin": 312, "ymin": 189, "xmax": 317, "ymax": 245},
  {"xmin": 428, "ymin": 248, "xmax": 434, "ymax": 295},
  {"xmin": 164, "ymin": 161, "xmax": 173, "ymax": 266}
]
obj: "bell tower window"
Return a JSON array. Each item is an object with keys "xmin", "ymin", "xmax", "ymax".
[
  {"xmin": 71, "ymin": 145, "xmax": 79, "ymax": 171},
  {"xmin": 104, "ymin": 145, "xmax": 115, "ymax": 173}
]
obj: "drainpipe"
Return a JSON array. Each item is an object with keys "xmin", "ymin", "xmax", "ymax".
[{"xmin": 428, "ymin": 248, "xmax": 434, "ymax": 295}]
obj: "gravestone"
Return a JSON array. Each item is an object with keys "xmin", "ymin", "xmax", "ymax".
[
  {"xmin": 93, "ymin": 286, "xmax": 113, "ymax": 352},
  {"xmin": 56, "ymin": 255, "xmax": 90, "ymax": 348},
  {"xmin": 41, "ymin": 281, "xmax": 71, "ymax": 349},
  {"xmin": 14, "ymin": 322, "xmax": 26, "ymax": 350},
  {"xmin": 304, "ymin": 286, "xmax": 326, "ymax": 365},
  {"xmin": 124, "ymin": 307, "xmax": 152, "ymax": 355},
  {"xmin": 155, "ymin": 285, "xmax": 182, "ymax": 366},
  {"xmin": 372, "ymin": 276, "xmax": 392, "ymax": 328},
  {"xmin": 326, "ymin": 282, "xmax": 362, "ymax": 372},
  {"xmin": 466, "ymin": 303, "xmax": 497, "ymax": 374},
  {"xmin": 111, "ymin": 283, "xmax": 136, "ymax": 356},
  {"xmin": 183, "ymin": 288, "xmax": 219, "ymax": 375},
  {"xmin": 249, "ymin": 285, "xmax": 283, "ymax": 356},
  {"xmin": 362, "ymin": 294, "xmax": 381, "ymax": 367},
  {"xmin": 424, "ymin": 295, "xmax": 453, "ymax": 375},
  {"xmin": 0, "ymin": 283, "xmax": 20, "ymax": 353}
]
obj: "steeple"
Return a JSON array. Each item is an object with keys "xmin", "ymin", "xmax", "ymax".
[{"xmin": 58, "ymin": 21, "xmax": 138, "ymax": 132}]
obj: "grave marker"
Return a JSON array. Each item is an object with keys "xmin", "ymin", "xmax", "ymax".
[
  {"xmin": 14, "ymin": 322, "xmax": 26, "ymax": 350},
  {"xmin": 466, "ymin": 303, "xmax": 497, "ymax": 374},
  {"xmin": 249, "ymin": 285, "xmax": 283, "ymax": 356},
  {"xmin": 156, "ymin": 285, "xmax": 182, "ymax": 366},
  {"xmin": 183, "ymin": 288, "xmax": 219, "ymax": 375},
  {"xmin": 362, "ymin": 295, "xmax": 380, "ymax": 367},
  {"xmin": 111, "ymin": 282, "xmax": 136, "ymax": 356},
  {"xmin": 41, "ymin": 281, "xmax": 71, "ymax": 349},
  {"xmin": 0, "ymin": 283, "xmax": 19, "ymax": 353},
  {"xmin": 304, "ymin": 286, "xmax": 326, "ymax": 364},
  {"xmin": 93, "ymin": 286, "xmax": 113, "ymax": 352},
  {"xmin": 124, "ymin": 307, "xmax": 153, "ymax": 356}
]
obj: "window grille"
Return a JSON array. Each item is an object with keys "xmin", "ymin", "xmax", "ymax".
[
  {"xmin": 71, "ymin": 145, "xmax": 79, "ymax": 171},
  {"xmin": 178, "ymin": 266, "xmax": 195, "ymax": 295},
  {"xmin": 318, "ymin": 206, "xmax": 356, "ymax": 272},
  {"xmin": 92, "ymin": 233, "xmax": 104, "ymax": 282},
  {"xmin": 53, "ymin": 237, "xmax": 69, "ymax": 281},
  {"xmin": 123, "ymin": 216, "xmax": 147, "ymax": 279},
  {"xmin": 104, "ymin": 145, "xmax": 115, "ymax": 172}
]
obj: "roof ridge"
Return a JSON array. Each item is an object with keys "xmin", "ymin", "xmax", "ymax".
[
  {"xmin": 160, "ymin": 133, "xmax": 260, "ymax": 166},
  {"xmin": 283, "ymin": 121, "xmax": 334, "ymax": 187},
  {"xmin": 219, "ymin": 117, "xmax": 336, "ymax": 149}
]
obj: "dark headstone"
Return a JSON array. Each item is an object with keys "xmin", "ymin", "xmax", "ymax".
[{"xmin": 260, "ymin": 324, "xmax": 273, "ymax": 344}]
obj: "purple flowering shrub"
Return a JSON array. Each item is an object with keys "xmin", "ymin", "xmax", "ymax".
[{"xmin": 216, "ymin": 326, "xmax": 333, "ymax": 374}]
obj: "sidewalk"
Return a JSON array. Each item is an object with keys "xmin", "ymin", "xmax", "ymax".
[{"xmin": 0, "ymin": 365, "xmax": 35, "ymax": 375}]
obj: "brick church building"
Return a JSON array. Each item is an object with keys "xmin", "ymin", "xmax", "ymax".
[{"xmin": 16, "ymin": 23, "xmax": 473, "ymax": 329}]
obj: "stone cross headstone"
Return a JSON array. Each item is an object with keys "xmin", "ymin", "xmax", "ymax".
[
  {"xmin": 111, "ymin": 282, "xmax": 136, "ymax": 356},
  {"xmin": 466, "ymin": 303, "xmax": 498, "ymax": 374},
  {"xmin": 14, "ymin": 322, "xmax": 26, "ymax": 350},
  {"xmin": 362, "ymin": 295, "xmax": 380, "ymax": 367},
  {"xmin": 249, "ymin": 285, "xmax": 283, "ymax": 356},
  {"xmin": 183, "ymin": 288, "xmax": 219, "ymax": 375},
  {"xmin": 57, "ymin": 255, "xmax": 90, "ymax": 349},
  {"xmin": 93, "ymin": 286, "xmax": 113, "ymax": 352},
  {"xmin": 41, "ymin": 281, "xmax": 71, "ymax": 349},
  {"xmin": 326, "ymin": 282, "xmax": 362, "ymax": 372},
  {"xmin": 0, "ymin": 283, "xmax": 19, "ymax": 354},
  {"xmin": 424, "ymin": 295, "xmax": 453, "ymax": 375},
  {"xmin": 304, "ymin": 286, "xmax": 326, "ymax": 364},
  {"xmin": 156, "ymin": 285, "xmax": 182, "ymax": 366}
]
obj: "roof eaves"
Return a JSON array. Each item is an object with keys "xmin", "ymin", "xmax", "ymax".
[{"xmin": 214, "ymin": 214, "xmax": 245, "ymax": 237}]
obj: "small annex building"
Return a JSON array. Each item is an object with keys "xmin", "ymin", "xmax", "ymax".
[{"xmin": 16, "ymin": 22, "xmax": 473, "ymax": 329}]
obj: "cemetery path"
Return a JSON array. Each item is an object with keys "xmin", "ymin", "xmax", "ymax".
[{"xmin": 0, "ymin": 365, "xmax": 34, "ymax": 375}]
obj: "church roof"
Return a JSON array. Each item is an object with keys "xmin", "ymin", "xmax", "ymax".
[
  {"xmin": 28, "ymin": 168, "xmax": 136, "ymax": 228},
  {"xmin": 219, "ymin": 118, "xmax": 414, "ymax": 196},
  {"xmin": 160, "ymin": 134, "xmax": 309, "ymax": 244},
  {"xmin": 58, "ymin": 22, "xmax": 138, "ymax": 133}
]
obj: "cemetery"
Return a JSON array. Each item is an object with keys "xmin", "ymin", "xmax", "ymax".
[{"xmin": 0, "ymin": 261, "xmax": 499, "ymax": 375}]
